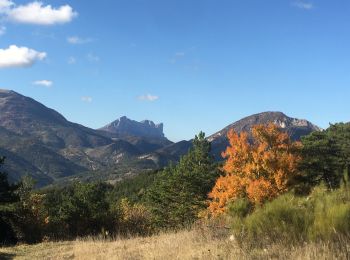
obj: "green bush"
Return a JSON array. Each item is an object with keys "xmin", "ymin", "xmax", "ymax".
[
  {"xmin": 43, "ymin": 182, "xmax": 115, "ymax": 239},
  {"xmin": 0, "ymin": 157, "xmax": 19, "ymax": 245},
  {"xmin": 229, "ymin": 184, "xmax": 350, "ymax": 247},
  {"xmin": 308, "ymin": 185, "xmax": 350, "ymax": 241},
  {"xmin": 240, "ymin": 193, "xmax": 310, "ymax": 245},
  {"xmin": 228, "ymin": 198, "xmax": 252, "ymax": 219},
  {"xmin": 115, "ymin": 198, "xmax": 152, "ymax": 236}
]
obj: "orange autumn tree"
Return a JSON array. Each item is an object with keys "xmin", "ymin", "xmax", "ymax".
[{"xmin": 208, "ymin": 123, "xmax": 302, "ymax": 216}]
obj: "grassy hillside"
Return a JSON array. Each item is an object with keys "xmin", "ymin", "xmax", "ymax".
[{"xmin": 1, "ymin": 228, "xmax": 349, "ymax": 260}]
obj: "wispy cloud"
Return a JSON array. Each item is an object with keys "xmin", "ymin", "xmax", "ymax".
[
  {"xmin": 292, "ymin": 1, "xmax": 314, "ymax": 10},
  {"xmin": 1, "ymin": 1, "xmax": 77, "ymax": 25},
  {"xmin": 0, "ymin": 25, "xmax": 5, "ymax": 35},
  {"xmin": 0, "ymin": 45, "xmax": 46, "ymax": 68},
  {"xmin": 31, "ymin": 30, "xmax": 56, "ymax": 39},
  {"xmin": 138, "ymin": 94, "xmax": 159, "ymax": 102},
  {"xmin": 33, "ymin": 80, "xmax": 53, "ymax": 87},
  {"xmin": 170, "ymin": 51, "xmax": 185, "ymax": 64},
  {"xmin": 175, "ymin": 52, "xmax": 185, "ymax": 57},
  {"xmin": 81, "ymin": 96, "xmax": 93, "ymax": 103},
  {"xmin": 87, "ymin": 53, "xmax": 100, "ymax": 63},
  {"xmin": 67, "ymin": 36, "xmax": 92, "ymax": 45},
  {"xmin": 68, "ymin": 56, "xmax": 76, "ymax": 64}
]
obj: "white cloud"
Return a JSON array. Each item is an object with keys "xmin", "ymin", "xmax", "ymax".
[
  {"xmin": 292, "ymin": 1, "xmax": 314, "ymax": 10},
  {"xmin": 33, "ymin": 79, "xmax": 52, "ymax": 87},
  {"xmin": 3, "ymin": 1, "xmax": 77, "ymax": 25},
  {"xmin": 68, "ymin": 56, "xmax": 76, "ymax": 64},
  {"xmin": 0, "ymin": 45, "xmax": 46, "ymax": 68},
  {"xmin": 0, "ymin": 25, "xmax": 6, "ymax": 35},
  {"xmin": 0, "ymin": 0, "xmax": 13, "ymax": 12},
  {"xmin": 138, "ymin": 94, "xmax": 159, "ymax": 102},
  {"xmin": 81, "ymin": 96, "xmax": 93, "ymax": 103},
  {"xmin": 67, "ymin": 36, "xmax": 92, "ymax": 44}
]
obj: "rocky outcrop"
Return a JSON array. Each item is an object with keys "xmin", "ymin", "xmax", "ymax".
[
  {"xmin": 0, "ymin": 90, "xmax": 169, "ymax": 186},
  {"xmin": 100, "ymin": 116, "xmax": 165, "ymax": 139},
  {"xmin": 207, "ymin": 111, "xmax": 322, "ymax": 159},
  {"xmin": 150, "ymin": 111, "xmax": 322, "ymax": 164}
]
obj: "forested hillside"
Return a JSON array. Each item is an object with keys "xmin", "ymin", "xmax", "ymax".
[{"xmin": 1, "ymin": 122, "xmax": 349, "ymax": 249}]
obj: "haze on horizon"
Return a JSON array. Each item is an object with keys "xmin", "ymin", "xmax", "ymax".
[{"xmin": 0, "ymin": 0, "xmax": 349, "ymax": 141}]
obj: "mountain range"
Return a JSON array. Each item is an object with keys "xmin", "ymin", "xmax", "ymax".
[{"xmin": 0, "ymin": 89, "xmax": 322, "ymax": 187}]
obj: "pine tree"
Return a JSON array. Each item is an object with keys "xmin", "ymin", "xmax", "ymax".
[
  {"xmin": 0, "ymin": 157, "xmax": 19, "ymax": 244},
  {"xmin": 299, "ymin": 123, "xmax": 350, "ymax": 190},
  {"xmin": 147, "ymin": 132, "xmax": 220, "ymax": 229}
]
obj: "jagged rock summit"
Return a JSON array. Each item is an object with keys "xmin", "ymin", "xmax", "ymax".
[
  {"xmin": 0, "ymin": 90, "xmax": 169, "ymax": 186},
  {"xmin": 150, "ymin": 111, "xmax": 322, "ymax": 164},
  {"xmin": 208, "ymin": 111, "xmax": 322, "ymax": 142},
  {"xmin": 100, "ymin": 116, "xmax": 165, "ymax": 140},
  {"xmin": 207, "ymin": 111, "xmax": 322, "ymax": 159},
  {"xmin": 0, "ymin": 90, "xmax": 323, "ymax": 187}
]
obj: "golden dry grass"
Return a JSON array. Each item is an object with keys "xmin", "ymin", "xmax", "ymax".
[{"xmin": 1, "ymin": 228, "xmax": 349, "ymax": 260}]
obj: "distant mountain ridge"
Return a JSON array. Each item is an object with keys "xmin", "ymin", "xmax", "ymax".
[
  {"xmin": 0, "ymin": 89, "xmax": 323, "ymax": 187},
  {"xmin": 207, "ymin": 111, "xmax": 322, "ymax": 142},
  {"xmin": 0, "ymin": 89, "xmax": 111, "ymax": 149},
  {"xmin": 0, "ymin": 89, "xmax": 171, "ymax": 186},
  {"xmin": 146, "ymin": 111, "xmax": 322, "ymax": 164},
  {"xmin": 207, "ymin": 111, "xmax": 322, "ymax": 159},
  {"xmin": 100, "ymin": 116, "xmax": 165, "ymax": 140}
]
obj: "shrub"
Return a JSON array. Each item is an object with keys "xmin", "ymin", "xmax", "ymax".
[
  {"xmin": 12, "ymin": 193, "xmax": 47, "ymax": 243},
  {"xmin": 0, "ymin": 157, "xmax": 19, "ymax": 245},
  {"xmin": 308, "ymin": 185, "xmax": 350, "ymax": 241},
  {"xmin": 242, "ymin": 193, "xmax": 310, "ymax": 245},
  {"xmin": 228, "ymin": 198, "xmax": 252, "ymax": 219},
  {"xmin": 228, "ymin": 184, "xmax": 350, "ymax": 247},
  {"xmin": 42, "ymin": 182, "xmax": 115, "ymax": 240},
  {"xmin": 116, "ymin": 198, "xmax": 152, "ymax": 236}
]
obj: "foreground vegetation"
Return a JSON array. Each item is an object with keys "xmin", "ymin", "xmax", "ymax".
[
  {"xmin": 1, "ymin": 228, "xmax": 349, "ymax": 260},
  {"xmin": 1, "ymin": 123, "xmax": 350, "ymax": 258},
  {"xmin": 228, "ymin": 184, "xmax": 350, "ymax": 246}
]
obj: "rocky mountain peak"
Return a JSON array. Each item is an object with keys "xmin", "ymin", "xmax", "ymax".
[
  {"xmin": 208, "ymin": 111, "xmax": 321, "ymax": 142},
  {"xmin": 0, "ymin": 89, "xmax": 15, "ymax": 94},
  {"xmin": 100, "ymin": 116, "xmax": 165, "ymax": 139},
  {"xmin": 0, "ymin": 89, "xmax": 68, "ymax": 131},
  {"xmin": 205, "ymin": 111, "xmax": 322, "ymax": 160}
]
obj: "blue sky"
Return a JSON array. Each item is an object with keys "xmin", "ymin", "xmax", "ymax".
[{"xmin": 0, "ymin": 0, "xmax": 349, "ymax": 142}]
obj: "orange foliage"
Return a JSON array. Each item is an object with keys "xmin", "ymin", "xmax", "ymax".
[{"xmin": 208, "ymin": 123, "xmax": 302, "ymax": 216}]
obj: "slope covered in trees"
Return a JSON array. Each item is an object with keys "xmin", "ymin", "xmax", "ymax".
[
  {"xmin": 0, "ymin": 157, "xmax": 19, "ymax": 244},
  {"xmin": 0, "ymin": 123, "xmax": 349, "ymax": 249},
  {"xmin": 146, "ymin": 132, "xmax": 220, "ymax": 228}
]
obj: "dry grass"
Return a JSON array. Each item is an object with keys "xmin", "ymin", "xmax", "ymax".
[{"xmin": 1, "ymin": 228, "xmax": 349, "ymax": 260}]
